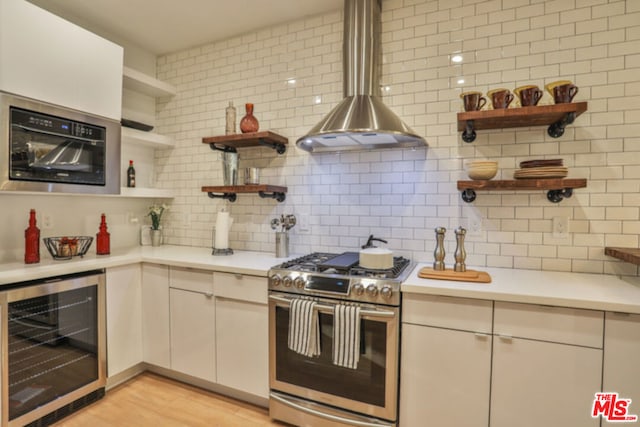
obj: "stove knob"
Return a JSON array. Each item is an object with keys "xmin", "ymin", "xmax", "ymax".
[
  {"xmin": 352, "ymin": 282, "xmax": 365, "ymax": 296},
  {"xmin": 366, "ymin": 284, "xmax": 379, "ymax": 297},
  {"xmin": 270, "ymin": 274, "xmax": 282, "ymax": 287},
  {"xmin": 380, "ymin": 285, "xmax": 393, "ymax": 300},
  {"xmin": 283, "ymin": 275, "xmax": 293, "ymax": 287},
  {"xmin": 294, "ymin": 276, "xmax": 306, "ymax": 289}
]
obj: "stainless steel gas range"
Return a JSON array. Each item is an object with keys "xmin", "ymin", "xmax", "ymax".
[{"xmin": 268, "ymin": 252, "xmax": 413, "ymax": 427}]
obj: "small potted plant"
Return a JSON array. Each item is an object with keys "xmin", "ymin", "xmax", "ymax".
[{"xmin": 147, "ymin": 204, "xmax": 168, "ymax": 246}]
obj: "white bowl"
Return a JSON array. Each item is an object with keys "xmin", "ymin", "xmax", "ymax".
[{"xmin": 466, "ymin": 161, "xmax": 498, "ymax": 180}]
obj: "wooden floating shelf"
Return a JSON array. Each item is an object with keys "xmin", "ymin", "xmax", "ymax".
[
  {"xmin": 202, "ymin": 131, "xmax": 288, "ymax": 154},
  {"xmin": 457, "ymin": 102, "xmax": 588, "ymax": 142},
  {"xmin": 201, "ymin": 184, "xmax": 288, "ymax": 203},
  {"xmin": 457, "ymin": 178, "xmax": 587, "ymax": 203},
  {"xmin": 604, "ymin": 247, "xmax": 640, "ymax": 266}
]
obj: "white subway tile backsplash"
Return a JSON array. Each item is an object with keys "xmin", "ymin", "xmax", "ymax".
[{"xmin": 152, "ymin": 0, "xmax": 639, "ymax": 275}]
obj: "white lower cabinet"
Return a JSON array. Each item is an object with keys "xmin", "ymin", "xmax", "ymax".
[
  {"xmin": 214, "ymin": 272, "xmax": 269, "ymax": 398},
  {"xmin": 106, "ymin": 264, "xmax": 143, "ymax": 377},
  {"xmin": 400, "ymin": 324, "xmax": 491, "ymax": 427},
  {"xmin": 141, "ymin": 263, "xmax": 170, "ymax": 368},
  {"xmin": 490, "ymin": 337, "xmax": 602, "ymax": 427},
  {"xmin": 400, "ymin": 295, "xmax": 605, "ymax": 427},
  {"xmin": 602, "ymin": 312, "xmax": 640, "ymax": 425},
  {"xmin": 491, "ymin": 301, "xmax": 604, "ymax": 427},
  {"xmin": 169, "ymin": 267, "xmax": 216, "ymax": 382},
  {"xmin": 400, "ymin": 294, "xmax": 493, "ymax": 427}
]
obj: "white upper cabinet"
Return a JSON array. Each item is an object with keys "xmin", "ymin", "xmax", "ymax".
[{"xmin": 0, "ymin": 0, "xmax": 123, "ymax": 120}]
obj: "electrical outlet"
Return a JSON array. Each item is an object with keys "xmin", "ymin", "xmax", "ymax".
[
  {"xmin": 552, "ymin": 216, "xmax": 569, "ymax": 238},
  {"xmin": 41, "ymin": 213, "xmax": 53, "ymax": 230},
  {"xmin": 297, "ymin": 214, "xmax": 311, "ymax": 233},
  {"xmin": 466, "ymin": 210, "xmax": 482, "ymax": 236}
]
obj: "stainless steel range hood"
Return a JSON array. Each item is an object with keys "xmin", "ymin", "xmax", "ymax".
[{"xmin": 296, "ymin": 0, "xmax": 426, "ymax": 153}]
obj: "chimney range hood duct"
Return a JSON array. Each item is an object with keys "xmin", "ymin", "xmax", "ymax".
[{"xmin": 296, "ymin": 0, "xmax": 426, "ymax": 153}]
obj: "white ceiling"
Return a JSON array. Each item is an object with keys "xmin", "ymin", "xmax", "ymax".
[{"xmin": 27, "ymin": 0, "xmax": 343, "ymax": 55}]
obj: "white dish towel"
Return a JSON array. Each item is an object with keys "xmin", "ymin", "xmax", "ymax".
[
  {"xmin": 288, "ymin": 298, "xmax": 321, "ymax": 358},
  {"xmin": 333, "ymin": 304, "xmax": 361, "ymax": 369}
]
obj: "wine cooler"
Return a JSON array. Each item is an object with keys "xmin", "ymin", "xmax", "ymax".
[{"xmin": 0, "ymin": 270, "xmax": 106, "ymax": 426}]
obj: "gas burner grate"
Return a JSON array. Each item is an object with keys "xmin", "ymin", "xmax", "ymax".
[
  {"xmin": 277, "ymin": 253, "xmax": 338, "ymax": 272},
  {"xmin": 349, "ymin": 257, "xmax": 411, "ymax": 279}
]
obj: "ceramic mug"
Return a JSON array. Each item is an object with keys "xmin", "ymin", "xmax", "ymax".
[
  {"xmin": 545, "ymin": 80, "xmax": 578, "ymax": 104},
  {"xmin": 460, "ymin": 91, "xmax": 487, "ymax": 112},
  {"xmin": 487, "ymin": 88, "xmax": 514, "ymax": 109},
  {"xmin": 514, "ymin": 85, "xmax": 543, "ymax": 107}
]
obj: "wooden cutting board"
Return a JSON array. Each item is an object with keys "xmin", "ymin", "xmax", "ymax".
[{"xmin": 418, "ymin": 267, "xmax": 492, "ymax": 283}]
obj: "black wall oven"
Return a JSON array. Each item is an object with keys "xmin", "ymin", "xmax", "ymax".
[
  {"xmin": 0, "ymin": 92, "xmax": 120, "ymax": 194},
  {"xmin": 0, "ymin": 270, "xmax": 106, "ymax": 427}
]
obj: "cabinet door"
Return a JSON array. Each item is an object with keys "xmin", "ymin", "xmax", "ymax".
[
  {"xmin": 215, "ymin": 297, "xmax": 268, "ymax": 398},
  {"xmin": 141, "ymin": 263, "xmax": 170, "ymax": 368},
  {"xmin": 0, "ymin": 0, "xmax": 123, "ymax": 119},
  {"xmin": 491, "ymin": 337, "xmax": 602, "ymax": 427},
  {"xmin": 106, "ymin": 264, "xmax": 143, "ymax": 377},
  {"xmin": 602, "ymin": 312, "xmax": 640, "ymax": 425},
  {"xmin": 399, "ymin": 324, "xmax": 491, "ymax": 427},
  {"xmin": 170, "ymin": 288, "xmax": 216, "ymax": 382}
]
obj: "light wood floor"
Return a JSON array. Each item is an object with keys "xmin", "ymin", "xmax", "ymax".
[{"xmin": 52, "ymin": 373, "xmax": 288, "ymax": 426}]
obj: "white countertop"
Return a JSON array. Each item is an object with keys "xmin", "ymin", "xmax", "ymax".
[
  {"xmin": 403, "ymin": 263, "xmax": 640, "ymax": 314},
  {"xmin": 0, "ymin": 245, "xmax": 292, "ymax": 286},
  {"xmin": 4, "ymin": 248, "xmax": 640, "ymax": 314}
]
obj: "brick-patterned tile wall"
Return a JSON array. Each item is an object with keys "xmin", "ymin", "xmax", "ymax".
[{"xmin": 155, "ymin": 0, "xmax": 640, "ymax": 276}]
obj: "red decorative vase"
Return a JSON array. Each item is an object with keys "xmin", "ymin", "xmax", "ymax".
[
  {"xmin": 96, "ymin": 213, "xmax": 110, "ymax": 255},
  {"xmin": 24, "ymin": 209, "xmax": 40, "ymax": 264},
  {"xmin": 240, "ymin": 103, "xmax": 259, "ymax": 133}
]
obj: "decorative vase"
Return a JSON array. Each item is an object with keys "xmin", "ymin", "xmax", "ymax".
[
  {"xmin": 150, "ymin": 229, "xmax": 162, "ymax": 247},
  {"xmin": 240, "ymin": 103, "xmax": 259, "ymax": 133}
]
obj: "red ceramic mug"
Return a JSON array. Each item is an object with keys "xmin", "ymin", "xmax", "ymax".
[
  {"xmin": 545, "ymin": 80, "xmax": 579, "ymax": 104},
  {"xmin": 460, "ymin": 91, "xmax": 487, "ymax": 112},
  {"xmin": 488, "ymin": 88, "xmax": 514, "ymax": 109},
  {"xmin": 514, "ymin": 85, "xmax": 543, "ymax": 107}
]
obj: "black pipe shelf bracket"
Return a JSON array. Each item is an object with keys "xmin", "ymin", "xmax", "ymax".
[
  {"xmin": 259, "ymin": 191, "xmax": 286, "ymax": 202},
  {"xmin": 546, "ymin": 188, "xmax": 573, "ymax": 203},
  {"xmin": 258, "ymin": 138, "xmax": 287, "ymax": 154},
  {"xmin": 207, "ymin": 192, "xmax": 237, "ymax": 202},
  {"xmin": 461, "ymin": 189, "xmax": 477, "ymax": 203},
  {"xmin": 547, "ymin": 112, "xmax": 576, "ymax": 138},
  {"xmin": 462, "ymin": 120, "xmax": 476, "ymax": 143}
]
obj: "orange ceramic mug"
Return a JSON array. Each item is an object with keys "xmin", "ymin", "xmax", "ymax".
[
  {"xmin": 514, "ymin": 85, "xmax": 543, "ymax": 107},
  {"xmin": 460, "ymin": 91, "xmax": 487, "ymax": 111},
  {"xmin": 545, "ymin": 80, "xmax": 578, "ymax": 104}
]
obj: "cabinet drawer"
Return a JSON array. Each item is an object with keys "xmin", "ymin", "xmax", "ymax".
[
  {"xmin": 402, "ymin": 294, "xmax": 493, "ymax": 334},
  {"xmin": 494, "ymin": 301, "xmax": 603, "ymax": 348},
  {"xmin": 213, "ymin": 272, "xmax": 267, "ymax": 304},
  {"xmin": 169, "ymin": 266, "xmax": 213, "ymax": 294}
]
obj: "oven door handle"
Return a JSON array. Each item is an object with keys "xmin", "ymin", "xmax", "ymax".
[
  {"xmin": 268, "ymin": 294, "xmax": 396, "ymax": 319},
  {"xmin": 270, "ymin": 392, "xmax": 395, "ymax": 427}
]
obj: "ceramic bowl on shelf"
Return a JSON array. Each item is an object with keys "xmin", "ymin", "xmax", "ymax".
[{"xmin": 465, "ymin": 160, "xmax": 498, "ymax": 180}]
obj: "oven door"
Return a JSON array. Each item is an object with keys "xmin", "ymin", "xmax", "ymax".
[{"xmin": 269, "ymin": 292, "xmax": 399, "ymax": 424}]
